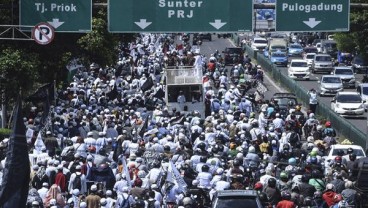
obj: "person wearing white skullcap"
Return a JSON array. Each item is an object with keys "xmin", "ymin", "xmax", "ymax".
[
  {"xmin": 37, "ymin": 182, "xmax": 49, "ymax": 201},
  {"xmin": 85, "ymin": 185, "xmax": 101, "ymax": 207},
  {"xmin": 116, "ymin": 187, "xmax": 136, "ymax": 207}
]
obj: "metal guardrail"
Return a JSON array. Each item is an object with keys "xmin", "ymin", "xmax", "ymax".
[{"xmin": 244, "ymin": 45, "xmax": 367, "ymax": 148}]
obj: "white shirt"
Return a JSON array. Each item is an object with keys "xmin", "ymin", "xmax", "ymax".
[
  {"xmin": 196, "ymin": 172, "xmax": 212, "ymax": 188},
  {"xmin": 114, "ymin": 180, "xmax": 129, "ymax": 195},
  {"xmin": 68, "ymin": 172, "xmax": 87, "ymax": 194},
  {"xmin": 37, "ymin": 187, "xmax": 48, "ymax": 201}
]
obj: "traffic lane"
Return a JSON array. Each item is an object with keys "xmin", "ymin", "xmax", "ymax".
[
  {"xmin": 278, "ymin": 58, "xmax": 367, "ymax": 133},
  {"xmin": 200, "ymin": 35, "xmax": 284, "ymax": 100}
]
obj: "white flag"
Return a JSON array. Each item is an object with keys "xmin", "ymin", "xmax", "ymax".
[
  {"xmin": 34, "ymin": 132, "xmax": 45, "ymax": 155},
  {"xmin": 121, "ymin": 156, "xmax": 132, "ymax": 188},
  {"xmin": 168, "ymin": 160, "xmax": 187, "ymax": 193}
]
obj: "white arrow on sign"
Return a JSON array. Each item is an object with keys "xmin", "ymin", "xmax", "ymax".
[
  {"xmin": 134, "ymin": 19, "xmax": 152, "ymax": 29},
  {"xmin": 209, "ymin": 19, "xmax": 227, "ymax": 30},
  {"xmin": 47, "ymin": 18, "xmax": 64, "ymax": 29},
  {"xmin": 303, "ymin": 18, "xmax": 321, "ymax": 28}
]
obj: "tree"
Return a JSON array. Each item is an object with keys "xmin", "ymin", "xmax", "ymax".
[
  {"xmin": 335, "ymin": 0, "xmax": 368, "ymax": 61},
  {"xmin": 77, "ymin": 10, "xmax": 119, "ymax": 67},
  {"xmin": 0, "ymin": 48, "xmax": 40, "ymax": 127}
]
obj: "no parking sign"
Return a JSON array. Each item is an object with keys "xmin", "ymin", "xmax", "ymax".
[{"xmin": 32, "ymin": 22, "xmax": 55, "ymax": 45}]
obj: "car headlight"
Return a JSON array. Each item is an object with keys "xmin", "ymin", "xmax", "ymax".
[{"xmin": 359, "ymin": 104, "xmax": 364, "ymax": 108}]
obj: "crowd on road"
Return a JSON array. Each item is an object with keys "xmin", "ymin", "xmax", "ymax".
[{"xmin": 2, "ymin": 33, "xmax": 368, "ymax": 208}]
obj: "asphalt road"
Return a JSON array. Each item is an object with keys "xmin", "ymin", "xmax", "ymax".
[
  {"xmin": 277, "ymin": 56, "xmax": 368, "ymax": 134},
  {"xmin": 191, "ymin": 34, "xmax": 283, "ymax": 100}
]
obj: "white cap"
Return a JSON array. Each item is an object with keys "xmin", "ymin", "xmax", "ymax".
[
  {"xmin": 50, "ymin": 199, "xmax": 56, "ymax": 205},
  {"xmin": 122, "ymin": 186, "xmax": 129, "ymax": 192},
  {"xmin": 72, "ymin": 189, "xmax": 80, "ymax": 195},
  {"xmin": 80, "ymin": 202, "xmax": 87, "ymax": 208},
  {"xmin": 91, "ymin": 184, "xmax": 98, "ymax": 191}
]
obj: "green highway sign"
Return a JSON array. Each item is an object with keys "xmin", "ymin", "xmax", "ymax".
[
  {"xmin": 108, "ymin": 0, "xmax": 253, "ymax": 32},
  {"xmin": 20, "ymin": 0, "xmax": 92, "ymax": 32},
  {"xmin": 276, "ymin": 0, "xmax": 349, "ymax": 32}
]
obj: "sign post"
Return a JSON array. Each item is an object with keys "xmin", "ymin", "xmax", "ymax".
[
  {"xmin": 108, "ymin": 0, "xmax": 253, "ymax": 33},
  {"xmin": 32, "ymin": 22, "xmax": 55, "ymax": 45},
  {"xmin": 20, "ymin": 0, "xmax": 92, "ymax": 32},
  {"xmin": 276, "ymin": 0, "xmax": 349, "ymax": 32}
]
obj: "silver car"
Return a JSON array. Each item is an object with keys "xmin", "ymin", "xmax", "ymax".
[
  {"xmin": 312, "ymin": 54, "xmax": 333, "ymax": 74},
  {"xmin": 331, "ymin": 66, "xmax": 356, "ymax": 88},
  {"xmin": 318, "ymin": 75, "xmax": 343, "ymax": 96}
]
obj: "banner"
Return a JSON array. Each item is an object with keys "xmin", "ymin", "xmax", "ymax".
[
  {"xmin": 0, "ymin": 96, "xmax": 30, "ymax": 207},
  {"xmin": 121, "ymin": 156, "xmax": 132, "ymax": 188},
  {"xmin": 168, "ymin": 160, "xmax": 187, "ymax": 193}
]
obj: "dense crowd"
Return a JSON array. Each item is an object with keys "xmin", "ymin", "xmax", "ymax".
[{"xmin": 2, "ymin": 33, "xmax": 366, "ymax": 208}]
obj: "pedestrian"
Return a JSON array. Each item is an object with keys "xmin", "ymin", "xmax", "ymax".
[
  {"xmin": 308, "ymin": 88, "xmax": 318, "ymax": 114},
  {"xmin": 177, "ymin": 90, "xmax": 186, "ymax": 111}
]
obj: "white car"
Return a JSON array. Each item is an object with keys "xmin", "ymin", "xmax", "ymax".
[
  {"xmin": 251, "ymin": 37, "xmax": 268, "ymax": 51},
  {"xmin": 331, "ymin": 91, "xmax": 366, "ymax": 117},
  {"xmin": 288, "ymin": 59, "xmax": 310, "ymax": 80},
  {"xmin": 303, "ymin": 53, "xmax": 316, "ymax": 67},
  {"xmin": 357, "ymin": 83, "xmax": 368, "ymax": 110},
  {"xmin": 318, "ymin": 75, "xmax": 343, "ymax": 96},
  {"xmin": 324, "ymin": 144, "xmax": 366, "ymax": 174}
]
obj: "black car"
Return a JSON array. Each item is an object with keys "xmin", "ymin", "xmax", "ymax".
[
  {"xmin": 222, "ymin": 47, "xmax": 244, "ymax": 65},
  {"xmin": 199, "ymin": 33, "xmax": 212, "ymax": 41},
  {"xmin": 352, "ymin": 55, "xmax": 368, "ymax": 73},
  {"xmin": 217, "ymin": 33, "xmax": 231, "ymax": 38},
  {"xmin": 272, "ymin": 93, "xmax": 298, "ymax": 118},
  {"xmin": 212, "ymin": 190, "xmax": 263, "ymax": 208}
]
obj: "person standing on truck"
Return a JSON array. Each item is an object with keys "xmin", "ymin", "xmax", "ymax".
[{"xmin": 177, "ymin": 91, "xmax": 186, "ymax": 111}]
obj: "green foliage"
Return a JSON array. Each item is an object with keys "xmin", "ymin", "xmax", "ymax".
[
  {"xmin": 334, "ymin": 33, "xmax": 356, "ymax": 53},
  {"xmin": 0, "ymin": 48, "xmax": 40, "ymax": 102},
  {"xmin": 0, "ymin": 128, "xmax": 11, "ymax": 140},
  {"xmin": 335, "ymin": 0, "xmax": 368, "ymax": 61},
  {"xmin": 77, "ymin": 10, "xmax": 119, "ymax": 67}
]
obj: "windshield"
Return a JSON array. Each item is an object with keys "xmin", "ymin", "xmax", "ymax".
[
  {"xmin": 316, "ymin": 56, "xmax": 331, "ymax": 62},
  {"xmin": 335, "ymin": 69, "xmax": 353, "ymax": 75},
  {"xmin": 324, "ymin": 42, "xmax": 337, "ymax": 49},
  {"xmin": 226, "ymin": 48, "xmax": 242, "ymax": 54},
  {"xmin": 275, "ymin": 98, "xmax": 297, "ymax": 106},
  {"xmin": 254, "ymin": 39, "xmax": 267, "ymax": 44},
  {"xmin": 362, "ymin": 87, "xmax": 368, "ymax": 95},
  {"xmin": 336, "ymin": 94, "xmax": 362, "ymax": 103},
  {"xmin": 216, "ymin": 196, "xmax": 259, "ymax": 208},
  {"xmin": 305, "ymin": 48, "xmax": 318, "ymax": 53},
  {"xmin": 272, "ymin": 53, "xmax": 286, "ymax": 58},
  {"xmin": 332, "ymin": 148, "xmax": 365, "ymax": 157},
  {"xmin": 306, "ymin": 54, "xmax": 315, "ymax": 59},
  {"xmin": 290, "ymin": 45, "xmax": 302, "ymax": 49},
  {"xmin": 271, "ymin": 46, "xmax": 286, "ymax": 50},
  {"xmin": 322, "ymin": 77, "xmax": 341, "ymax": 83},
  {"xmin": 355, "ymin": 57, "xmax": 363, "ymax": 63},
  {"xmin": 291, "ymin": 62, "xmax": 308, "ymax": 67}
]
